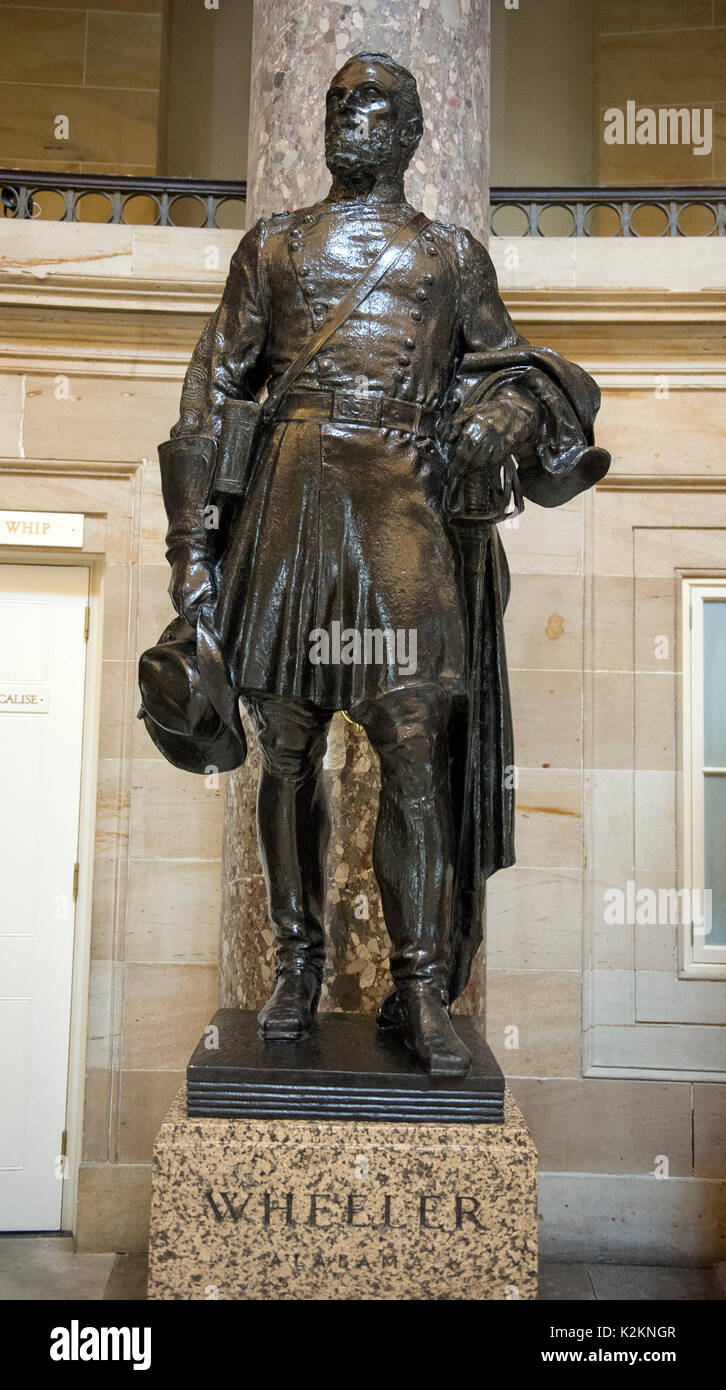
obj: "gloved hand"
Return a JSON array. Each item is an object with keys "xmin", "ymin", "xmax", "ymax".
[
  {"xmin": 444, "ymin": 387, "xmax": 541, "ymax": 520},
  {"xmin": 168, "ymin": 548, "xmax": 216, "ymax": 627}
]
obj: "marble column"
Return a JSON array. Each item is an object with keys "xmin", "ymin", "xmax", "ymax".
[
  {"xmin": 245, "ymin": 0, "xmax": 490, "ymax": 239},
  {"xmin": 219, "ymin": 0, "xmax": 491, "ymax": 1028}
]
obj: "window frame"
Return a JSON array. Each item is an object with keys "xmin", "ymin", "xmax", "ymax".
[{"xmin": 681, "ymin": 577, "xmax": 726, "ymax": 978}]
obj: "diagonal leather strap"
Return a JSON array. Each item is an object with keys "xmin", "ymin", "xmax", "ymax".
[{"xmin": 263, "ymin": 209, "xmax": 430, "ymax": 419}]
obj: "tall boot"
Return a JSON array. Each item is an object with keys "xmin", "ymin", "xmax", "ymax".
[
  {"xmin": 374, "ymin": 788, "xmax": 471, "ymax": 1076},
  {"xmin": 249, "ymin": 699, "xmax": 331, "ymax": 1040},
  {"xmin": 360, "ymin": 690, "xmax": 472, "ymax": 1077}
]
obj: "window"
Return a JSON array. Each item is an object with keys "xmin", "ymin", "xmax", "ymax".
[{"xmin": 682, "ymin": 579, "xmax": 726, "ymax": 976}]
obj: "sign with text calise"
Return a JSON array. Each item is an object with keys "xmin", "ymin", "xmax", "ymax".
[
  {"xmin": 0, "ymin": 683, "xmax": 49, "ymax": 713},
  {"xmin": 0, "ymin": 511, "xmax": 84, "ymax": 548}
]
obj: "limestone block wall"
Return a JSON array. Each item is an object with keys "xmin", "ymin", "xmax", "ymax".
[
  {"xmin": 0, "ymin": 0, "xmax": 164, "ymax": 176},
  {"xmin": 491, "ymin": 235, "xmax": 726, "ymax": 1263},
  {"xmin": 1, "ymin": 220, "xmax": 725, "ymax": 1262},
  {"xmin": 491, "ymin": 0, "xmax": 725, "ymax": 205},
  {"xmin": 0, "ymin": 220, "xmax": 237, "ymax": 1251},
  {"xmin": 596, "ymin": 0, "xmax": 726, "ymax": 185}
]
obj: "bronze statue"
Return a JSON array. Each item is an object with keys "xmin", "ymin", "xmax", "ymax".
[{"xmin": 139, "ymin": 52, "xmax": 610, "ymax": 1076}]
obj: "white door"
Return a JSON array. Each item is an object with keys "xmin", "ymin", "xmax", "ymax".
[{"xmin": 0, "ymin": 564, "xmax": 89, "ymax": 1230}]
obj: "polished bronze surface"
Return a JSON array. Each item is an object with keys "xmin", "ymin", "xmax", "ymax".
[{"xmin": 140, "ymin": 52, "xmax": 610, "ymax": 1075}]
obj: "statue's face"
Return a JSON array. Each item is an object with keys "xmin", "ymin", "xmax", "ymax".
[{"xmin": 325, "ymin": 58, "xmax": 417, "ymax": 185}]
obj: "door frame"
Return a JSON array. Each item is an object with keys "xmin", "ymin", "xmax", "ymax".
[
  {"xmin": 0, "ymin": 551, "xmax": 104, "ymax": 1232},
  {"xmin": 0, "ymin": 454, "xmax": 143, "ymax": 1245}
]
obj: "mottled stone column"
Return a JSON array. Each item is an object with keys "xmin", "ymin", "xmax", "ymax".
[
  {"xmin": 219, "ymin": 0, "xmax": 490, "ymax": 1028},
  {"xmin": 245, "ymin": 0, "xmax": 490, "ymax": 238}
]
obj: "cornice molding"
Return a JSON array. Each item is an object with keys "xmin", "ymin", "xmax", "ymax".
[
  {"xmin": 1, "ymin": 348, "xmax": 724, "ymax": 388},
  {"xmin": 597, "ymin": 473, "xmax": 726, "ymax": 491},
  {"xmin": 0, "ymin": 343, "xmax": 190, "ymax": 379},
  {"xmin": 502, "ymin": 289, "xmax": 726, "ymax": 323},
  {"xmin": 0, "ymin": 272, "xmax": 220, "ymax": 315},
  {"xmin": 0, "ymin": 276, "xmax": 724, "ymax": 382},
  {"xmin": 0, "ymin": 455, "xmax": 143, "ymax": 478},
  {"xmin": 2, "ymin": 273, "xmax": 725, "ymax": 319},
  {"xmin": 5, "ymin": 458, "xmax": 723, "ymax": 494},
  {"xmin": 591, "ymin": 362, "xmax": 726, "ymax": 390}
]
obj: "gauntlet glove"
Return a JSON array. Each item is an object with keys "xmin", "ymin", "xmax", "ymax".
[
  {"xmin": 158, "ymin": 436, "xmax": 220, "ymax": 625},
  {"xmin": 443, "ymin": 386, "xmax": 540, "ymax": 522}
]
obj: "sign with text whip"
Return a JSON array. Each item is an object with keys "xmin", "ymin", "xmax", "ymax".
[{"xmin": 0, "ymin": 511, "xmax": 84, "ymax": 548}]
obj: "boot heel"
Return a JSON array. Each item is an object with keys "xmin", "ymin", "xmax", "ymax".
[{"xmin": 376, "ymin": 987, "xmax": 404, "ymax": 1032}]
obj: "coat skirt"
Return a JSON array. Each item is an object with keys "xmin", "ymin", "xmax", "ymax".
[{"xmin": 210, "ymin": 417, "xmax": 468, "ymax": 711}]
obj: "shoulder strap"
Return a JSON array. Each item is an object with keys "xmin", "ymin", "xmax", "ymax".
[{"xmin": 264, "ymin": 209, "xmax": 430, "ymax": 418}]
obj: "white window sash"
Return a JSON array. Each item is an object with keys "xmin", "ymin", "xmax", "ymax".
[{"xmin": 681, "ymin": 578, "xmax": 726, "ymax": 976}]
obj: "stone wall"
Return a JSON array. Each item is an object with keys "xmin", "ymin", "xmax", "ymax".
[
  {"xmin": 1, "ymin": 219, "xmax": 725, "ymax": 1261},
  {"xmin": 0, "ymin": 219, "xmax": 238, "ymax": 1250},
  {"xmin": 0, "ymin": 0, "xmax": 164, "ymax": 177},
  {"xmin": 596, "ymin": 0, "xmax": 726, "ymax": 186}
]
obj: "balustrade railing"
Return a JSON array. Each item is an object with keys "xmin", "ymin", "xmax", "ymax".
[
  {"xmin": 0, "ymin": 171, "xmax": 248, "ymax": 229},
  {"xmin": 1, "ymin": 172, "xmax": 724, "ymax": 237},
  {"xmin": 489, "ymin": 185, "xmax": 726, "ymax": 237}
]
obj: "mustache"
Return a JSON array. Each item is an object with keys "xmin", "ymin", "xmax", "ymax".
[{"xmin": 325, "ymin": 124, "xmax": 396, "ymax": 155}]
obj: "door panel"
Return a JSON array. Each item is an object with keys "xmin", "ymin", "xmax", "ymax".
[{"xmin": 0, "ymin": 564, "xmax": 89, "ymax": 1230}]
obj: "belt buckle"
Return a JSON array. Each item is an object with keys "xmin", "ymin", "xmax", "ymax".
[{"xmin": 333, "ymin": 391, "xmax": 381, "ymax": 426}]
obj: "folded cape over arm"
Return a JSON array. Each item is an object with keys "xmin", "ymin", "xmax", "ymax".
[
  {"xmin": 444, "ymin": 344, "xmax": 610, "ymax": 1002},
  {"xmin": 449, "ymin": 344, "xmax": 611, "ymax": 509}
]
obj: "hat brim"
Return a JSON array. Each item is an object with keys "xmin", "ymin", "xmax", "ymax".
[
  {"xmin": 138, "ymin": 702, "xmax": 246, "ymax": 774},
  {"xmin": 137, "ymin": 613, "xmax": 247, "ymax": 774}
]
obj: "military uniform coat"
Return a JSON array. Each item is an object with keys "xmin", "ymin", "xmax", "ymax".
[
  {"xmin": 172, "ymin": 192, "xmax": 609, "ymax": 982},
  {"xmin": 173, "ymin": 194, "xmax": 528, "ymax": 710}
]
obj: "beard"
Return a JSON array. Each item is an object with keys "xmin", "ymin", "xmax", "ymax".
[{"xmin": 324, "ymin": 119, "xmax": 404, "ymax": 186}]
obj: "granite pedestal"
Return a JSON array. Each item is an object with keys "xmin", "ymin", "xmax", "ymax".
[{"xmin": 148, "ymin": 1012, "xmax": 538, "ymax": 1301}]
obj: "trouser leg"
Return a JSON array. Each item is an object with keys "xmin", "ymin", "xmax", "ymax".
[{"xmin": 243, "ymin": 694, "xmax": 332, "ymax": 1034}]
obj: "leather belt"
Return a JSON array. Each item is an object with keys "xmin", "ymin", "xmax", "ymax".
[{"xmin": 278, "ymin": 389, "xmax": 437, "ymax": 437}]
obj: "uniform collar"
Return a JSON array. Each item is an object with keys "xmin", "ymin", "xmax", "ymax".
[{"xmin": 322, "ymin": 177, "xmax": 409, "ymax": 212}]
